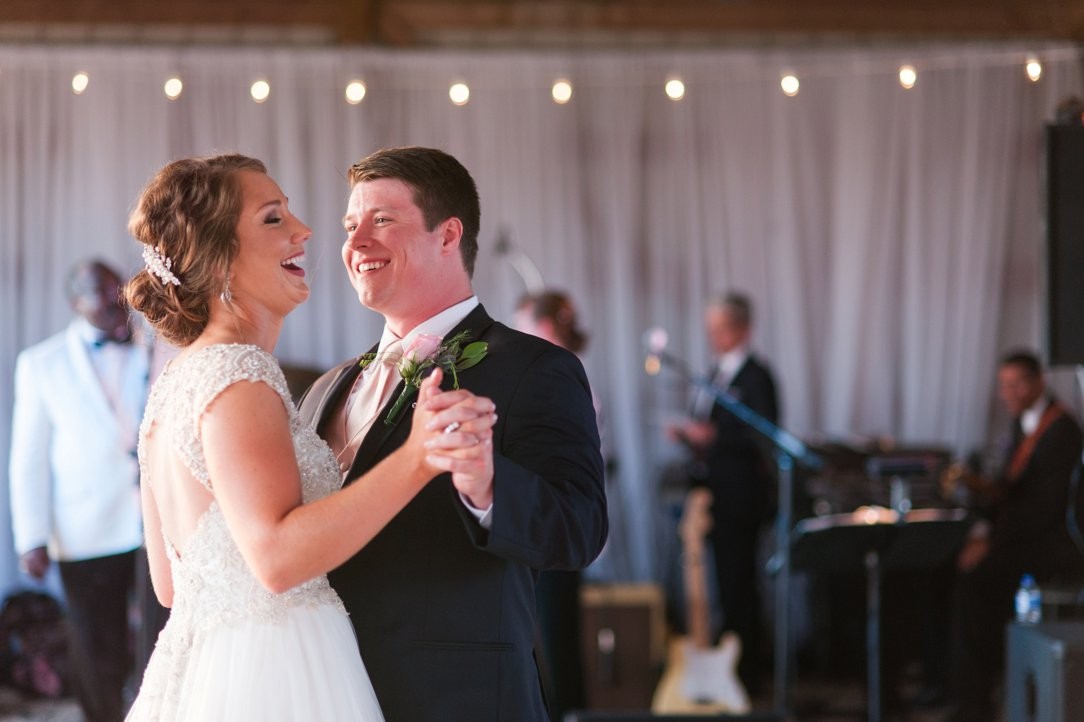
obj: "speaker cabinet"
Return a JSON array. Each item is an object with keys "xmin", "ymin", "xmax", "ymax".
[
  {"xmin": 1045, "ymin": 125, "xmax": 1084, "ymax": 367},
  {"xmin": 1006, "ymin": 621, "xmax": 1084, "ymax": 722},
  {"xmin": 579, "ymin": 584, "xmax": 666, "ymax": 711}
]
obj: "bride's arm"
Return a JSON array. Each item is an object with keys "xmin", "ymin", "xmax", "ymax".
[
  {"xmin": 202, "ymin": 371, "xmax": 495, "ymax": 593},
  {"xmin": 140, "ymin": 479, "xmax": 173, "ymax": 607}
]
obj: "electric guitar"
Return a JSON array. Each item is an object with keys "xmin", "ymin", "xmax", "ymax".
[
  {"xmin": 652, "ymin": 488, "xmax": 751, "ymax": 714},
  {"xmin": 940, "ymin": 460, "xmax": 1007, "ymax": 503}
]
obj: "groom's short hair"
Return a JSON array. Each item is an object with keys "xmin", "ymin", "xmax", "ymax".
[{"xmin": 348, "ymin": 147, "xmax": 480, "ymax": 277}]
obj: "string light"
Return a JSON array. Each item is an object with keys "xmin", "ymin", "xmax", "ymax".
[
  {"xmin": 163, "ymin": 77, "xmax": 183, "ymax": 100},
  {"xmin": 664, "ymin": 77, "xmax": 685, "ymax": 101},
  {"xmin": 37, "ymin": 45, "xmax": 1081, "ymax": 107},
  {"xmin": 345, "ymin": 80, "xmax": 366, "ymax": 105},
  {"xmin": 250, "ymin": 79, "xmax": 270, "ymax": 103},
  {"xmin": 71, "ymin": 72, "xmax": 89, "ymax": 94},
  {"xmin": 898, "ymin": 64, "xmax": 917, "ymax": 89},
  {"xmin": 551, "ymin": 79, "xmax": 572, "ymax": 104},
  {"xmin": 449, "ymin": 82, "xmax": 470, "ymax": 106},
  {"xmin": 1025, "ymin": 57, "xmax": 1042, "ymax": 82},
  {"xmin": 780, "ymin": 74, "xmax": 799, "ymax": 97}
]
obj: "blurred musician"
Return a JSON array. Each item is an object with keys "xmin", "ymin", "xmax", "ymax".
[
  {"xmin": 947, "ymin": 349, "xmax": 1083, "ymax": 722},
  {"xmin": 666, "ymin": 292, "xmax": 779, "ymax": 697}
]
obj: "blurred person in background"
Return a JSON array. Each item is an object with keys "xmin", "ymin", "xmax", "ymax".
[
  {"xmin": 515, "ymin": 289, "xmax": 594, "ymax": 721},
  {"xmin": 9, "ymin": 259, "xmax": 157, "ymax": 722},
  {"xmin": 666, "ymin": 291, "xmax": 779, "ymax": 697}
]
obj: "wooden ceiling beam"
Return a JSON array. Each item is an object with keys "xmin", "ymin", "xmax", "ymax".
[{"xmin": 0, "ymin": 0, "xmax": 1080, "ymax": 44}]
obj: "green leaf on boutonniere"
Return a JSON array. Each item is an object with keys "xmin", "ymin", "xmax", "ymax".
[{"xmin": 455, "ymin": 342, "xmax": 488, "ymax": 370}]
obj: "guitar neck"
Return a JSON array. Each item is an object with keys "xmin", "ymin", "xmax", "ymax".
[{"xmin": 682, "ymin": 541, "xmax": 712, "ymax": 648}]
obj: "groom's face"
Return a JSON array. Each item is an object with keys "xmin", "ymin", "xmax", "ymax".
[{"xmin": 342, "ymin": 177, "xmax": 461, "ymax": 331}]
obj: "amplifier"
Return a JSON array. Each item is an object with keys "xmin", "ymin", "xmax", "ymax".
[
  {"xmin": 1005, "ymin": 621, "xmax": 1084, "ymax": 722},
  {"xmin": 579, "ymin": 583, "xmax": 666, "ymax": 710}
]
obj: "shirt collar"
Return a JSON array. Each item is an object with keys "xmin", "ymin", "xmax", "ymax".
[
  {"xmin": 377, "ymin": 296, "xmax": 480, "ymax": 354},
  {"xmin": 73, "ymin": 317, "xmax": 107, "ymax": 347},
  {"xmin": 1020, "ymin": 395, "xmax": 1049, "ymax": 436},
  {"xmin": 717, "ymin": 344, "xmax": 750, "ymax": 379}
]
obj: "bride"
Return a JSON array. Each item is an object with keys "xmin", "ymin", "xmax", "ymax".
[{"xmin": 123, "ymin": 154, "xmax": 496, "ymax": 721}]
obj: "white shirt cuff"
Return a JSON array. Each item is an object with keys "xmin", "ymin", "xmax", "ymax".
[{"xmin": 460, "ymin": 493, "xmax": 493, "ymax": 529}]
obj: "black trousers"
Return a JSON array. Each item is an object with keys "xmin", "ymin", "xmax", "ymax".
[
  {"xmin": 709, "ymin": 516, "xmax": 764, "ymax": 697},
  {"xmin": 58, "ymin": 550, "xmax": 137, "ymax": 722},
  {"xmin": 950, "ymin": 547, "xmax": 1028, "ymax": 722}
]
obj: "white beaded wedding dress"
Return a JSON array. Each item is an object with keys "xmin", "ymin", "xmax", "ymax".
[{"xmin": 125, "ymin": 344, "xmax": 384, "ymax": 722}]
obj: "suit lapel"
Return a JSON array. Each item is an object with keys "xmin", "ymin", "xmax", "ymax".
[
  {"xmin": 348, "ymin": 377, "xmax": 410, "ymax": 480},
  {"xmin": 120, "ymin": 341, "xmax": 151, "ymax": 419},
  {"xmin": 346, "ymin": 305, "xmax": 497, "ymax": 480},
  {"xmin": 728, "ymin": 356, "xmax": 753, "ymax": 391},
  {"xmin": 65, "ymin": 324, "xmax": 115, "ymax": 426}
]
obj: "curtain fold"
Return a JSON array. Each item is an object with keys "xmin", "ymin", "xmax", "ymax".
[{"xmin": 1, "ymin": 42, "xmax": 1081, "ymax": 593}]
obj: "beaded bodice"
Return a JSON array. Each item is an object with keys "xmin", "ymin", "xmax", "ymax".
[{"xmin": 139, "ymin": 344, "xmax": 344, "ymax": 643}]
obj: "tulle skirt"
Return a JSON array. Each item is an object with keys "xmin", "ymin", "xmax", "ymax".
[{"xmin": 126, "ymin": 603, "xmax": 384, "ymax": 721}]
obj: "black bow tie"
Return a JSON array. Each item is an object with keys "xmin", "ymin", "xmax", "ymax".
[{"xmin": 93, "ymin": 333, "xmax": 132, "ymax": 348}]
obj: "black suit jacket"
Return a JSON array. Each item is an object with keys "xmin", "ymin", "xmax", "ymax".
[
  {"xmin": 298, "ymin": 304, "xmax": 608, "ymax": 722},
  {"xmin": 701, "ymin": 355, "xmax": 779, "ymax": 526},
  {"xmin": 987, "ymin": 402, "xmax": 1084, "ymax": 579}
]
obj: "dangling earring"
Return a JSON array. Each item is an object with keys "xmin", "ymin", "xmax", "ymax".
[{"xmin": 220, "ymin": 272, "xmax": 232, "ymax": 305}]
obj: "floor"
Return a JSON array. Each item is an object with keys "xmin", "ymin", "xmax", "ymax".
[
  {"xmin": 0, "ymin": 678, "xmax": 996, "ymax": 722},
  {"xmin": 0, "ymin": 688, "xmax": 80, "ymax": 722}
]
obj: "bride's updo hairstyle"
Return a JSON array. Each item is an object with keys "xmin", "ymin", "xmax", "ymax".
[{"xmin": 126, "ymin": 154, "xmax": 266, "ymax": 346}]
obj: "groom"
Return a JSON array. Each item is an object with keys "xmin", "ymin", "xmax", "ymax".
[{"xmin": 299, "ymin": 146, "xmax": 608, "ymax": 721}]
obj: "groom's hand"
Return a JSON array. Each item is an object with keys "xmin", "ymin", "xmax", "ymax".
[{"xmin": 418, "ymin": 371, "xmax": 496, "ymax": 509}]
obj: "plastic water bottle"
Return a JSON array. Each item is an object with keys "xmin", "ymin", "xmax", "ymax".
[{"xmin": 1014, "ymin": 573, "xmax": 1042, "ymax": 624}]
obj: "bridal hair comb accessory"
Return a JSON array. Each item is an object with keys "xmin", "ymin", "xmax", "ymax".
[{"xmin": 143, "ymin": 245, "xmax": 181, "ymax": 286}]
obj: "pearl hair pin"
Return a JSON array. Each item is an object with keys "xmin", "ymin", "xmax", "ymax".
[{"xmin": 143, "ymin": 245, "xmax": 181, "ymax": 286}]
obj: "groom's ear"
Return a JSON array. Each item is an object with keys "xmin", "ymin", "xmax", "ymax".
[{"xmin": 438, "ymin": 217, "xmax": 463, "ymax": 257}]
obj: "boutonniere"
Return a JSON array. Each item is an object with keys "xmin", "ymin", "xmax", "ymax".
[{"xmin": 358, "ymin": 329, "xmax": 489, "ymax": 426}]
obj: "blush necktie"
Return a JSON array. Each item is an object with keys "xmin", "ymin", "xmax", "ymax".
[{"xmin": 338, "ymin": 339, "xmax": 404, "ymax": 475}]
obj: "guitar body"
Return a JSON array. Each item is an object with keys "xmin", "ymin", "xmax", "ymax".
[
  {"xmin": 653, "ymin": 632, "xmax": 751, "ymax": 714},
  {"xmin": 652, "ymin": 489, "xmax": 752, "ymax": 714}
]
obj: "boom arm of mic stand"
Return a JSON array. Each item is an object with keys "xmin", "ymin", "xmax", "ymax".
[{"xmin": 652, "ymin": 349, "xmax": 822, "ymax": 470}]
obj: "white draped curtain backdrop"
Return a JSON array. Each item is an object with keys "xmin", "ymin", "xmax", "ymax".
[{"xmin": 1, "ymin": 42, "xmax": 1082, "ymax": 596}]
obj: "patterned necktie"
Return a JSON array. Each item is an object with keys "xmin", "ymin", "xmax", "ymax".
[{"xmin": 339, "ymin": 339, "xmax": 404, "ymax": 471}]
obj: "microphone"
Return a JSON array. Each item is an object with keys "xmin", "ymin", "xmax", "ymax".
[
  {"xmin": 643, "ymin": 326, "xmax": 669, "ymax": 376},
  {"xmin": 642, "ymin": 326, "xmax": 696, "ymax": 380}
]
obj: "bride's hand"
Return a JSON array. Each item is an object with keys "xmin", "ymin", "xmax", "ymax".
[{"xmin": 406, "ymin": 369, "xmax": 496, "ymax": 484}]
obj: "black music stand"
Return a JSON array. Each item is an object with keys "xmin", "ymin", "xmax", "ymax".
[{"xmin": 790, "ymin": 508, "xmax": 971, "ymax": 722}]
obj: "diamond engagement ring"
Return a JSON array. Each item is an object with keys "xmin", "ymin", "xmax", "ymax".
[{"xmin": 442, "ymin": 421, "xmax": 461, "ymax": 434}]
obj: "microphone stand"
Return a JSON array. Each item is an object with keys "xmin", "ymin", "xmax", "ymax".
[{"xmin": 648, "ymin": 348, "xmax": 822, "ymax": 717}]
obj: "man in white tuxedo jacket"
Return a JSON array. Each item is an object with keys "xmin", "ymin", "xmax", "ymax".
[{"xmin": 9, "ymin": 260, "xmax": 148, "ymax": 722}]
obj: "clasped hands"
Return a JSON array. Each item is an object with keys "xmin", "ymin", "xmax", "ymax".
[{"xmin": 408, "ymin": 368, "xmax": 497, "ymax": 509}]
